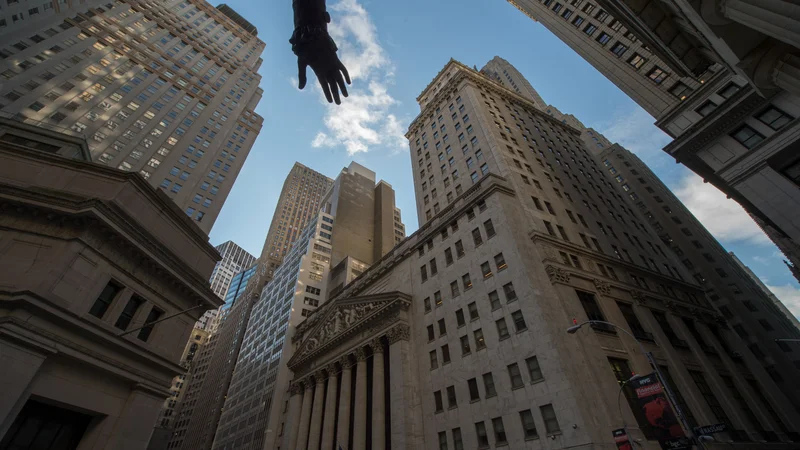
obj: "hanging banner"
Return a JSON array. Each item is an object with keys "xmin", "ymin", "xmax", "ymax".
[
  {"xmin": 630, "ymin": 373, "xmax": 690, "ymax": 450},
  {"xmin": 612, "ymin": 428, "xmax": 632, "ymax": 450}
]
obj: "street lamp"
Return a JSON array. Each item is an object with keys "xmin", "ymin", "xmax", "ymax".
[{"xmin": 566, "ymin": 320, "xmax": 706, "ymax": 450}]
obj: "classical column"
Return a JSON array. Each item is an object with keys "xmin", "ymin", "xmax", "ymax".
[
  {"xmin": 352, "ymin": 347, "xmax": 368, "ymax": 450},
  {"xmin": 386, "ymin": 324, "xmax": 417, "ymax": 449},
  {"xmin": 371, "ymin": 338, "xmax": 386, "ymax": 450},
  {"xmin": 336, "ymin": 356, "xmax": 353, "ymax": 450},
  {"xmin": 321, "ymin": 364, "xmax": 338, "ymax": 450},
  {"xmin": 307, "ymin": 372, "xmax": 326, "ymax": 450},
  {"xmin": 285, "ymin": 382, "xmax": 304, "ymax": 450},
  {"xmin": 295, "ymin": 381, "xmax": 314, "ymax": 450}
]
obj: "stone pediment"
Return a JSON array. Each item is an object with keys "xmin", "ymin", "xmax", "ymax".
[{"xmin": 288, "ymin": 291, "xmax": 410, "ymax": 369}]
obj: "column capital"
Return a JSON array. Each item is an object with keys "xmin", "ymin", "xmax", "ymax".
[
  {"xmin": 314, "ymin": 369, "xmax": 327, "ymax": 383},
  {"xmin": 354, "ymin": 346, "xmax": 368, "ymax": 361},
  {"xmin": 339, "ymin": 354, "xmax": 355, "ymax": 368},
  {"xmin": 302, "ymin": 378, "xmax": 314, "ymax": 391},
  {"xmin": 386, "ymin": 324, "xmax": 410, "ymax": 344},
  {"xmin": 370, "ymin": 337, "xmax": 385, "ymax": 353},
  {"xmin": 325, "ymin": 362, "xmax": 338, "ymax": 377},
  {"xmin": 289, "ymin": 381, "xmax": 304, "ymax": 396}
]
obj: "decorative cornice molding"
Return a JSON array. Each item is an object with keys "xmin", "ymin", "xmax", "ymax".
[
  {"xmin": 631, "ymin": 290, "xmax": 648, "ymax": 305},
  {"xmin": 0, "ymin": 187, "xmax": 219, "ymax": 309}
]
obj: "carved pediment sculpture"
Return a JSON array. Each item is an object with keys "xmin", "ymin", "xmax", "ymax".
[{"xmin": 288, "ymin": 291, "xmax": 411, "ymax": 370}]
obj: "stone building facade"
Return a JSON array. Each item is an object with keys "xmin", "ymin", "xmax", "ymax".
[
  {"xmin": 597, "ymin": 143, "xmax": 800, "ymax": 409},
  {"xmin": 505, "ymin": 0, "xmax": 800, "ymax": 283},
  {"xmin": 0, "ymin": 118, "xmax": 221, "ymax": 449},
  {"xmin": 0, "ymin": 0, "xmax": 264, "ymax": 233},
  {"xmin": 273, "ymin": 60, "xmax": 799, "ymax": 450}
]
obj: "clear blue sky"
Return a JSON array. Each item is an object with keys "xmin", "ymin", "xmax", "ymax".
[{"xmin": 208, "ymin": 0, "xmax": 800, "ymax": 316}]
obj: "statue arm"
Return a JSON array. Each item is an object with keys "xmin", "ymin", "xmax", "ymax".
[{"xmin": 290, "ymin": 0, "xmax": 351, "ymax": 104}]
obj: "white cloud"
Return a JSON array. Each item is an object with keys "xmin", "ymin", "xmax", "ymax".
[
  {"xmin": 597, "ymin": 107, "xmax": 671, "ymax": 157},
  {"xmin": 309, "ymin": 0, "xmax": 407, "ymax": 156},
  {"xmin": 672, "ymin": 173, "xmax": 770, "ymax": 245},
  {"xmin": 765, "ymin": 284, "xmax": 800, "ymax": 321}
]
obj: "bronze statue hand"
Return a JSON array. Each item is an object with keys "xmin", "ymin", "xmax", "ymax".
[{"xmin": 296, "ymin": 38, "xmax": 351, "ymax": 105}]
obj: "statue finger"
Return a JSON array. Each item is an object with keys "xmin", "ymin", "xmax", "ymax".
[
  {"xmin": 338, "ymin": 61, "xmax": 351, "ymax": 85},
  {"xmin": 335, "ymin": 71, "xmax": 348, "ymax": 98},
  {"xmin": 329, "ymin": 78, "xmax": 341, "ymax": 105},
  {"xmin": 297, "ymin": 58, "xmax": 308, "ymax": 90},
  {"xmin": 319, "ymin": 77, "xmax": 333, "ymax": 103}
]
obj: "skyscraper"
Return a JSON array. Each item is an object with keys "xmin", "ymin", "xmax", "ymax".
[
  {"xmin": 505, "ymin": 0, "xmax": 800, "ymax": 283},
  {"xmin": 209, "ymin": 241, "xmax": 257, "ymax": 299},
  {"xmin": 221, "ymin": 263, "xmax": 257, "ymax": 311},
  {"xmin": 212, "ymin": 162, "xmax": 404, "ymax": 450},
  {"xmin": 481, "ymin": 56, "xmax": 547, "ymax": 109},
  {"xmin": 167, "ymin": 162, "xmax": 335, "ymax": 450},
  {"xmin": 273, "ymin": 59, "xmax": 799, "ymax": 450},
  {"xmin": 597, "ymin": 143, "xmax": 800, "ymax": 409},
  {"xmin": 258, "ymin": 162, "xmax": 334, "ymax": 283},
  {"xmin": 0, "ymin": 0, "xmax": 264, "ymax": 232}
]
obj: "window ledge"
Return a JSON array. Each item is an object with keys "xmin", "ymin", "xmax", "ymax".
[
  {"xmin": 531, "ymin": 378, "xmax": 544, "ymax": 385},
  {"xmin": 524, "ymin": 436, "xmax": 540, "ymax": 441}
]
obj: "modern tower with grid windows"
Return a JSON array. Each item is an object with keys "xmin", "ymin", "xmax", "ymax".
[{"xmin": 0, "ymin": 0, "xmax": 264, "ymax": 233}]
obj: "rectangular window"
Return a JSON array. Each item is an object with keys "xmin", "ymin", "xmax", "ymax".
[
  {"xmin": 583, "ymin": 23, "xmax": 598, "ymax": 35},
  {"xmin": 508, "ymin": 363, "xmax": 524, "ymax": 388},
  {"xmin": 669, "ymin": 81, "xmax": 693, "ymax": 99},
  {"xmin": 455, "ymin": 240, "xmax": 465, "ymax": 258},
  {"xmin": 468, "ymin": 302, "xmax": 479, "ymax": 321},
  {"xmin": 496, "ymin": 318, "xmax": 510, "ymax": 340},
  {"xmin": 114, "ymin": 295, "xmax": 144, "ymax": 330},
  {"xmin": 520, "ymin": 410, "xmax": 539, "ymax": 439},
  {"xmin": 596, "ymin": 32, "xmax": 611, "ymax": 44},
  {"xmin": 430, "ymin": 350, "xmax": 438, "ymax": 369},
  {"xmin": 610, "ymin": 42, "xmax": 627, "ymax": 57},
  {"xmin": 647, "ymin": 67, "xmax": 668, "ymax": 84},
  {"xmin": 474, "ymin": 329, "xmax": 486, "ymax": 350},
  {"xmin": 503, "ymin": 282, "xmax": 518, "ymax": 302},
  {"xmin": 492, "ymin": 417, "xmax": 507, "ymax": 445},
  {"xmin": 472, "ymin": 228, "xmax": 483, "ymax": 246},
  {"xmin": 446, "ymin": 385, "xmax": 457, "ymax": 408},
  {"xmin": 137, "ymin": 307, "xmax": 163, "ymax": 341},
  {"xmin": 718, "ymin": 83, "xmax": 741, "ymax": 99},
  {"xmin": 757, "ymin": 106, "xmax": 794, "ymax": 130},
  {"xmin": 89, "ymin": 280, "xmax": 122, "ymax": 318},
  {"xmin": 475, "ymin": 422, "xmax": 489, "ymax": 448},
  {"xmin": 420, "ymin": 265, "xmax": 428, "ymax": 282},
  {"xmin": 511, "ymin": 310, "xmax": 527, "ymax": 332},
  {"xmin": 461, "ymin": 335, "xmax": 471, "ymax": 355},
  {"xmin": 696, "ymin": 100, "xmax": 718, "ymax": 117},
  {"xmin": 434, "ymin": 390, "xmax": 443, "ymax": 412},
  {"xmin": 526, "ymin": 356, "xmax": 544, "ymax": 382},
  {"xmin": 484, "ymin": 219, "xmax": 496, "ymax": 238},
  {"xmin": 441, "ymin": 343, "xmax": 450, "ymax": 363},
  {"xmin": 540, "ymin": 404, "xmax": 561, "ymax": 434},
  {"xmin": 468, "ymin": 377, "xmax": 480, "ymax": 401},
  {"xmin": 452, "ymin": 428, "xmax": 463, "ymax": 450},
  {"xmin": 731, "ymin": 125, "xmax": 765, "ymax": 149}
]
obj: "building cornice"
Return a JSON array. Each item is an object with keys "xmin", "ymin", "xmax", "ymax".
[
  {"xmin": 654, "ymin": 68, "xmax": 730, "ymax": 130},
  {"xmin": 663, "ymin": 85, "xmax": 767, "ymax": 158},
  {"xmin": 0, "ymin": 183, "xmax": 220, "ymax": 309},
  {"xmin": 407, "ymin": 60, "xmax": 583, "ymax": 138}
]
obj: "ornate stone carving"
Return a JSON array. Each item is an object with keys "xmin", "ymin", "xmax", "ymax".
[
  {"xmin": 314, "ymin": 369, "xmax": 327, "ymax": 383},
  {"xmin": 545, "ymin": 264, "xmax": 570, "ymax": 283},
  {"xmin": 289, "ymin": 381, "xmax": 304, "ymax": 396},
  {"xmin": 325, "ymin": 362, "xmax": 338, "ymax": 376},
  {"xmin": 370, "ymin": 337, "xmax": 385, "ymax": 353},
  {"xmin": 339, "ymin": 355, "xmax": 355, "ymax": 369},
  {"xmin": 631, "ymin": 290, "xmax": 647, "ymax": 305},
  {"xmin": 386, "ymin": 324, "xmax": 411, "ymax": 344},
  {"xmin": 354, "ymin": 347, "xmax": 368, "ymax": 361},
  {"xmin": 593, "ymin": 279, "xmax": 611, "ymax": 296}
]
